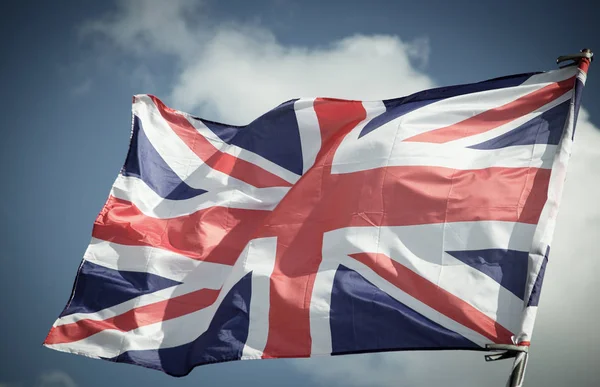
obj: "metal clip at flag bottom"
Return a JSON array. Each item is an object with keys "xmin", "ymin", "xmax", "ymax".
[
  {"xmin": 485, "ymin": 343, "xmax": 529, "ymax": 387},
  {"xmin": 482, "ymin": 48, "xmax": 593, "ymax": 387}
]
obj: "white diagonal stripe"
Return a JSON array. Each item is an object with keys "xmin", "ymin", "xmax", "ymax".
[{"xmin": 187, "ymin": 116, "xmax": 300, "ymax": 184}]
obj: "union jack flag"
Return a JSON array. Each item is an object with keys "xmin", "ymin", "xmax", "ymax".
[{"xmin": 45, "ymin": 61, "xmax": 589, "ymax": 376}]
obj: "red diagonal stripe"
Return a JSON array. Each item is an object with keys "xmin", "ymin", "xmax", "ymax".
[
  {"xmin": 404, "ymin": 77, "xmax": 575, "ymax": 143},
  {"xmin": 150, "ymin": 96, "xmax": 293, "ymax": 188},
  {"xmin": 348, "ymin": 252, "xmax": 514, "ymax": 344},
  {"xmin": 45, "ymin": 287, "xmax": 220, "ymax": 345},
  {"xmin": 92, "ymin": 196, "xmax": 269, "ymax": 265}
]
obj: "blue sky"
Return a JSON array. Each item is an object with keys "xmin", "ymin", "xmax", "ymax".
[{"xmin": 1, "ymin": 1, "xmax": 599, "ymax": 386}]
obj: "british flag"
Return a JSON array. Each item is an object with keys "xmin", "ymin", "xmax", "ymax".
[{"xmin": 44, "ymin": 61, "xmax": 589, "ymax": 376}]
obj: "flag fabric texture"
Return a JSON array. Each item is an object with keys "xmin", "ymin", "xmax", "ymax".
[{"xmin": 45, "ymin": 63, "xmax": 589, "ymax": 376}]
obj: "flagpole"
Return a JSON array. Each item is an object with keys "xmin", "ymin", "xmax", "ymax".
[
  {"xmin": 485, "ymin": 49, "xmax": 593, "ymax": 387},
  {"xmin": 484, "ymin": 344, "xmax": 529, "ymax": 387},
  {"xmin": 505, "ymin": 346, "xmax": 528, "ymax": 387}
]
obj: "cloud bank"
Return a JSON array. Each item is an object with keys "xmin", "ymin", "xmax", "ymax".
[
  {"xmin": 36, "ymin": 371, "xmax": 77, "ymax": 387},
  {"xmin": 81, "ymin": 0, "xmax": 433, "ymax": 124},
  {"xmin": 80, "ymin": 1, "xmax": 600, "ymax": 385}
]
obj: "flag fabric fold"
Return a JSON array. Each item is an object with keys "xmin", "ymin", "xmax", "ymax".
[{"xmin": 45, "ymin": 63, "xmax": 589, "ymax": 376}]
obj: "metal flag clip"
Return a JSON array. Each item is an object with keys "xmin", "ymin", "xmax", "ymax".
[
  {"xmin": 557, "ymin": 48, "xmax": 594, "ymax": 68},
  {"xmin": 485, "ymin": 344, "xmax": 530, "ymax": 387},
  {"xmin": 484, "ymin": 343, "xmax": 529, "ymax": 362}
]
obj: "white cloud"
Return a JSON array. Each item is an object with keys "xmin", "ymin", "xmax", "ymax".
[
  {"xmin": 70, "ymin": 79, "xmax": 93, "ymax": 96},
  {"xmin": 36, "ymin": 371, "xmax": 77, "ymax": 387},
  {"xmin": 80, "ymin": 0, "xmax": 433, "ymax": 124},
  {"xmin": 292, "ymin": 350, "xmax": 513, "ymax": 387},
  {"xmin": 80, "ymin": 0, "xmax": 204, "ymax": 58},
  {"xmin": 81, "ymin": 1, "xmax": 600, "ymax": 386},
  {"xmin": 170, "ymin": 29, "xmax": 433, "ymax": 123}
]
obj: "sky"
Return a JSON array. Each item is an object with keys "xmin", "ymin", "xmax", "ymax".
[{"xmin": 1, "ymin": 0, "xmax": 599, "ymax": 386}]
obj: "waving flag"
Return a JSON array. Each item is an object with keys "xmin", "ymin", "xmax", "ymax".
[{"xmin": 45, "ymin": 60, "xmax": 590, "ymax": 377}]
